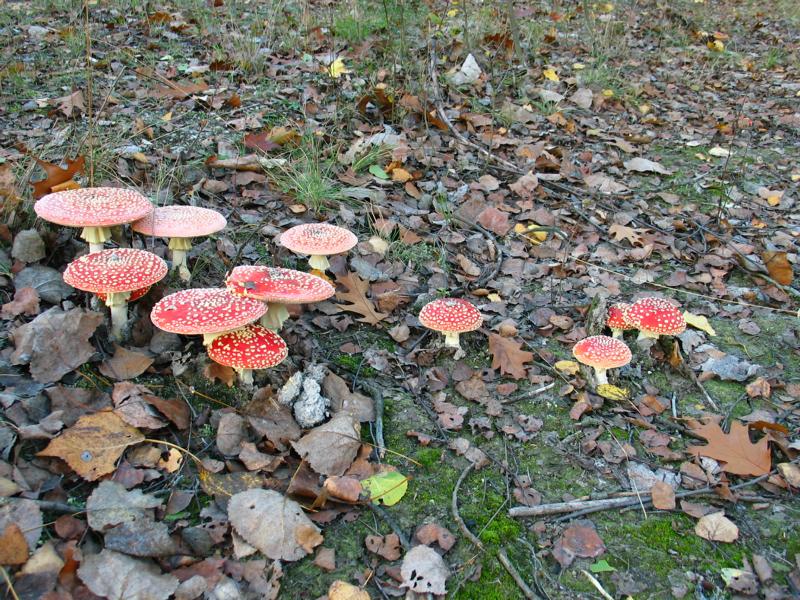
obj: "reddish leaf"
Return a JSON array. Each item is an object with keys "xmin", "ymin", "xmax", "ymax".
[
  {"xmin": 687, "ymin": 420, "xmax": 771, "ymax": 476},
  {"xmin": 487, "ymin": 333, "xmax": 533, "ymax": 379}
]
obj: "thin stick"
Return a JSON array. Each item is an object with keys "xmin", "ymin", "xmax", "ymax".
[
  {"xmin": 498, "ymin": 547, "xmax": 539, "ymax": 600},
  {"xmin": 83, "ymin": 0, "xmax": 94, "ymax": 186},
  {"xmin": 0, "ymin": 567, "xmax": 20, "ymax": 600},
  {"xmin": 581, "ymin": 569, "xmax": 614, "ymax": 600},
  {"xmin": 452, "ymin": 463, "xmax": 483, "ymax": 549}
]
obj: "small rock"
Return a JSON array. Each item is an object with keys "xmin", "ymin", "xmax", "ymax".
[
  {"xmin": 293, "ymin": 378, "xmax": 330, "ymax": 428},
  {"xmin": 11, "ymin": 230, "xmax": 46, "ymax": 263},
  {"xmin": 14, "ymin": 265, "xmax": 73, "ymax": 304},
  {"xmin": 27, "ymin": 25, "xmax": 49, "ymax": 39}
]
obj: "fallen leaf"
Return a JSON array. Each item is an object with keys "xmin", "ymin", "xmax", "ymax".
[
  {"xmin": 335, "ymin": 272, "xmax": 389, "ymax": 325},
  {"xmin": 291, "ymin": 413, "xmax": 360, "ymax": 476},
  {"xmin": 228, "ymin": 489, "xmax": 322, "ymax": 561},
  {"xmin": 687, "ymin": 420, "xmax": 771, "ymax": 476},
  {"xmin": 488, "ymin": 333, "xmax": 533, "ymax": 379},
  {"xmin": 152, "ymin": 79, "xmax": 208, "ymax": 99},
  {"xmin": 216, "ymin": 412, "xmax": 247, "ymax": 456},
  {"xmin": 684, "ymin": 312, "xmax": 716, "ymax": 336},
  {"xmin": 205, "ymin": 362, "xmax": 236, "ymax": 386},
  {"xmin": 761, "ymin": 251, "xmax": 793, "ymax": 286},
  {"xmin": 86, "ymin": 480, "xmax": 161, "ymax": 531},
  {"xmin": 361, "ymin": 469, "xmax": 408, "ymax": 506},
  {"xmin": 1, "ymin": 287, "xmax": 40, "ymax": 318},
  {"xmin": 0, "ymin": 499, "xmax": 42, "ymax": 552},
  {"xmin": 695, "ymin": 512, "xmax": 738, "ymax": 543},
  {"xmin": 400, "ymin": 545, "xmax": 450, "ymax": 595},
  {"xmin": 650, "ymin": 481, "xmax": 676, "ymax": 510},
  {"xmin": 0, "ymin": 524, "xmax": 29, "ymax": 565},
  {"xmin": 745, "ymin": 377, "xmax": 771, "ymax": 399},
  {"xmin": 777, "ymin": 463, "xmax": 800, "ymax": 487},
  {"xmin": 38, "ymin": 411, "xmax": 144, "ymax": 481},
  {"xmin": 10, "ymin": 307, "xmax": 103, "ymax": 383},
  {"xmin": 323, "ymin": 476, "xmax": 363, "ymax": 503},
  {"xmin": 365, "ymin": 533, "xmax": 402, "ymax": 560},
  {"xmin": 198, "ymin": 468, "xmax": 264, "ymax": 498},
  {"xmin": 477, "ymin": 206, "xmax": 511, "ymax": 236},
  {"xmin": 100, "ymin": 344, "xmax": 154, "ymax": 380},
  {"xmin": 244, "ymin": 131, "xmax": 280, "ymax": 153},
  {"xmin": 609, "ymin": 223, "xmax": 644, "ymax": 246},
  {"xmin": 623, "ymin": 157, "xmax": 672, "ymax": 175},
  {"xmin": 77, "ymin": 549, "xmax": 178, "ymax": 600},
  {"xmin": 554, "ymin": 360, "xmax": 580, "ymax": 374},
  {"xmin": 29, "ymin": 155, "xmax": 85, "ymax": 198},
  {"xmin": 53, "ymin": 90, "xmax": 85, "ymax": 118},
  {"xmin": 543, "ymin": 67, "xmax": 559, "ymax": 81},
  {"xmin": 414, "ymin": 523, "xmax": 456, "ymax": 552},
  {"xmin": 552, "ymin": 522, "xmax": 606, "ymax": 568},
  {"xmin": 329, "ymin": 58, "xmax": 351, "ymax": 78},
  {"xmin": 329, "ymin": 580, "xmax": 371, "ymax": 600}
]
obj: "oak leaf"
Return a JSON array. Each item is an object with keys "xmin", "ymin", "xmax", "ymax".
[
  {"xmin": 694, "ymin": 512, "xmax": 738, "ymax": 543},
  {"xmin": 37, "ymin": 411, "xmax": 144, "ymax": 481},
  {"xmin": 335, "ymin": 272, "xmax": 389, "ymax": 325},
  {"xmin": 488, "ymin": 333, "xmax": 533, "ymax": 379},
  {"xmin": 686, "ymin": 420, "xmax": 770, "ymax": 476},
  {"xmin": 30, "ymin": 155, "xmax": 85, "ymax": 199},
  {"xmin": 608, "ymin": 223, "xmax": 644, "ymax": 246}
]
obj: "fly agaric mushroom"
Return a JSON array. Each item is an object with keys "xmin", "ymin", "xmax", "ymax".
[
  {"xmin": 150, "ymin": 287, "xmax": 266, "ymax": 345},
  {"xmin": 278, "ymin": 223, "xmax": 358, "ymax": 271},
  {"xmin": 225, "ymin": 265, "xmax": 335, "ymax": 330},
  {"xmin": 207, "ymin": 323, "xmax": 288, "ymax": 386},
  {"xmin": 623, "ymin": 297, "xmax": 686, "ymax": 340},
  {"xmin": 606, "ymin": 302, "xmax": 634, "ymax": 338},
  {"xmin": 34, "ymin": 187, "xmax": 153, "ymax": 252},
  {"xmin": 63, "ymin": 249, "xmax": 167, "ymax": 340},
  {"xmin": 572, "ymin": 335, "xmax": 632, "ymax": 385},
  {"xmin": 97, "ymin": 286, "xmax": 150, "ymax": 304},
  {"xmin": 418, "ymin": 298, "xmax": 483, "ymax": 353},
  {"xmin": 132, "ymin": 205, "xmax": 227, "ymax": 281}
]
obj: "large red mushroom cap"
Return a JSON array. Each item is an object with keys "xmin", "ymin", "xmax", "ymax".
[
  {"xmin": 278, "ymin": 223, "xmax": 357, "ymax": 271},
  {"xmin": 35, "ymin": 187, "xmax": 152, "ymax": 252},
  {"xmin": 624, "ymin": 297, "xmax": 686, "ymax": 338},
  {"xmin": 572, "ymin": 335, "xmax": 632, "ymax": 384},
  {"xmin": 150, "ymin": 288, "xmax": 266, "ymax": 339},
  {"xmin": 207, "ymin": 324, "xmax": 288, "ymax": 386},
  {"xmin": 63, "ymin": 249, "xmax": 167, "ymax": 294},
  {"xmin": 606, "ymin": 302, "xmax": 633, "ymax": 337},
  {"xmin": 131, "ymin": 205, "xmax": 227, "ymax": 239},
  {"xmin": 418, "ymin": 298, "xmax": 482, "ymax": 351},
  {"xmin": 226, "ymin": 266, "xmax": 335, "ymax": 304}
]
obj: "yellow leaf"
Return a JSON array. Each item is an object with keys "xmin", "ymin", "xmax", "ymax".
[
  {"xmin": 447, "ymin": 8, "xmax": 458, "ymax": 16},
  {"xmin": 391, "ymin": 167, "xmax": 412, "ymax": 183},
  {"xmin": 684, "ymin": 311, "xmax": 716, "ymax": 336},
  {"xmin": 329, "ymin": 58, "xmax": 351, "ymax": 79},
  {"xmin": 602, "ymin": 89, "xmax": 615, "ymax": 97},
  {"xmin": 572, "ymin": 63, "xmax": 586, "ymax": 70},
  {"xmin": 161, "ymin": 111, "xmax": 172, "ymax": 122},
  {"xmin": 597, "ymin": 384, "xmax": 629, "ymax": 401},
  {"xmin": 543, "ymin": 68, "xmax": 559, "ymax": 82},
  {"xmin": 707, "ymin": 40, "xmax": 724, "ymax": 51},
  {"xmin": 487, "ymin": 293, "xmax": 502, "ymax": 302},
  {"xmin": 638, "ymin": 103, "xmax": 651, "ymax": 115},
  {"xmin": 554, "ymin": 360, "xmax": 580, "ymax": 375},
  {"xmin": 598, "ymin": 3, "xmax": 614, "ymax": 12}
]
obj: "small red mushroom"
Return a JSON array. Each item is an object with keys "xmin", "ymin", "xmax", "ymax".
[
  {"xmin": 132, "ymin": 205, "xmax": 227, "ymax": 281},
  {"xmin": 418, "ymin": 298, "xmax": 483, "ymax": 353},
  {"xmin": 34, "ymin": 187, "xmax": 153, "ymax": 252},
  {"xmin": 606, "ymin": 302, "xmax": 634, "ymax": 338},
  {"xmin": 150, "ymin": 288, "xmax": 266, "ymax": 345},
  {"xmin": 572, "ymin": 335, "xmax": 632, "ymax": 385},
  {"xmin": 63, "ymin": 249, "xmax": 167, "ymax": 340},
  {"xmin": 207, "ymin": 323, "xmax": 288, "ymax": 386},
  {"xmin": 624, "ymin": 297, "xmax": 686, "ymax": 340},
  {"xmin": 225, "ymin": 265, "xmax": 334, "ymax": 330},
  {"xmin": 278, "ymin": 223, "xmax": 357, "ymax": 271}
]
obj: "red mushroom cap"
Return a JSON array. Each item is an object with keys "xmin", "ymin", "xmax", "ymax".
[
  {"xmin": 150, "ymin": 288, "xmax": 267, "ymax": 335},
  {"xmin": 607, "ymin": 303, "xmax": 633, "ymax": 330},
  {"xmin": 131, "ymin": 205, "xmax": 227, "ymax": 238},
  {"xmin": 624, "ymin": 297, "xmax": 686, "ymax": 336},
  {"xmin": 63, "ymin": 249, "xmax": 167, "ymax": 294},
  {"xmin": 278, "ymin": 223, "xmax": 357, "ymax": 257},
  {"xmin": 35, "ymin": 187, "xmax": 153, "ymax": 227},
  {"xmin": 97, "ymin": 286, "xmax": 151, "ymax": 304},
  {"xmin": 226, "ymin": 266, "xmax": 335, "ymax": 304},
  {"xmin": 572, "ymin": 335, "xmax": 632, "ymax": 369},
  {"xmin": 418, "ymin": 298, "xmax": 483, "ymax": 333},
  {"xmin": 207, "ymin": 324, "xmax": 288, "ymax": 370}
]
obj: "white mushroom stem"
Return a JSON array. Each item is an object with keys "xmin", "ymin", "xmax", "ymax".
[
  {"xmin": 443, "ymin": 331, "xmax": 461, "ymax": 349},
  {"xmin": 235, "ymin": 368, "xmax": 254, "ymax": 387},
  {"xmin": 81, "ymin": 226, "xmax": 112, "ymax": 253},
  {"xmin": 611, "ymin": 329, "xmax": 622, "ymax": 339},
  {"xmin": 169, "ymin": 237, "xmax": 193, "ymax": 282},
  {"xmin": 104, "ymin": 291, "xmax": 132, "ymax": 340},
  {"xmin": 202, "ymin": 330, "xmax": 229, "ymax": 346},
  {"xmin": 260, "ymin": 303, "xmax": 290, "ymax": 330},
  {"xmin": 593, "ymin": 368, "xmax": 609, "ymax": 385},
  {"xmin": 637, "ymin": 330, "xmax": 660, "ymax": 341},
  {"xmin": 308, "ymin": 254, "xmax": 330, "ymax": 271}
]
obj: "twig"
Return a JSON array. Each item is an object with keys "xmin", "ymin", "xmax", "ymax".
[
  {"xmin": 0, "ymin": 566, "xmax": 20, "ymax": 600},
  {"xmin": 0, "ymin": 498, "xmax": 78, "ymax": 514},
  {"xmin": 498, "ymin": 547, "xmax": 540, "ymax": 600},
  {"xmin": 372, "ymin": 387, "xmax": 385, "ymax": 459},
  {"xmin": 452, "ymin": 463, "xmax": 483, "ymax": 549},
  {"xmin": 580, "ymin": 570, "xmax": 614, "ymax": 600}
]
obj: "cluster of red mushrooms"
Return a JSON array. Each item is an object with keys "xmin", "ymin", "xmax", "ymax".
[{"xmin": 572, "ymin": 297, "xmax": 687, "ymax": 385}]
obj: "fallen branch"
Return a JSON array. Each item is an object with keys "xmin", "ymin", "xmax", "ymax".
[
  {"xmin": 498, "ymin": 547, "xmax": 541, "ymax": 600},
  {"xmin": 452, "ymin": 463, "xmax": 483, "ymax": 549}
]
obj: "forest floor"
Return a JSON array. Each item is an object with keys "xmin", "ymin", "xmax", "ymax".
[{"xmin": 0, "ymin": 0, "xmax": 799, "ymax": 599}]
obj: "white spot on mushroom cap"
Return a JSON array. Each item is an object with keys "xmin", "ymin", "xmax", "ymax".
[
  {"xmin": 572, "ymin": 335, "xmax": 632, "ymax": 369},
  {"xmin": 150, "ymin": 288, "xmax": 266, "ymax": 334},
  {"xmin": 63, "ymin": 249, "xmax": 167, "ymax": 294},
  {"xmin": 418, "ymin": 298, "xmax": 483, "ymax": 334}
]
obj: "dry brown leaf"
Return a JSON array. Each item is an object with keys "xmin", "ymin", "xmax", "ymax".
[
  {"xmin": 100, "ymin": 344, "xmax": 154, "ymax": 380},
  {"xmin": 198, "ymin": 468, "xmax": 265, "ymax": 498},
  {"xmin": 609, "ymin": 223, "xmax": 644, "ymax": 246},
  {"xmin": 1, "ymin": 287, "xmax": 40, "ymax": 318},
  {"xmin": 204, "ymin": 361, "xmax": 236, "ymax": 386},
  {"xmin": 695, "ymin": 512, "xmax": 738, "ymax": 543},
  {"xmin": 152, "ymin": 79, "xmax": 208, "ymax": 99},
  {"xmin": 761, "ymin": 251, "xmax": 793, "ymax": 286},
  {"xmin": 488, "ymin": 333, "xmax": 533, "ymax": 379},
  {"xmin": 650, "ymin": 481, "xmax": 676, "ymax": 510},
  {"xmin": 552, "ymin": 522, "xmax": 606, "ymax": 568},
  {"xmin": 400, "ymin": 545, "xmax": 450, "ymax": 595},
  {"xmin": 414, "ymin": 523, "xmax": 456, "ymax": 552},
  {"xmin": 38, "ymin": 411, "xmax": 144, "ymax": 481},
  {"xmin": 0, "ymin": 499, "xmax": 42, "ymax": 552},
  {"xmin": 329, "ymin": 580, "xmax": 371, "ymax": 600},
  {"xmin": 323, "ymin": 476, "xmax": 363, "ymax": 503},
  {"xmin": 10, "ymin": 307, "xmax": 103, "ymax": 383},
  {"xmin": 112, "ymin": 382, "xmax": 168, "ymax": 430},
  {"xmin": 0, "ymin": 524, "xmax": 30, "ymax": 565},
  {"xmin": 335, "ymin": 272, "xmax": 389, "ymax": 325},
  {"xmin": 30, "ymin": 155, "xmax": 85, "ymax": 199},
  {"xmin": 53, "ymin": 90, "xmax": 85, "ymax": 118},
  {"xmin": 86, "ymin": 480, "xmax": 161, "ymax": 531},
  {"xmin": 686, "ymin": 420, "xmax": 771, "ymax": 476},
  {"xmin": 365, "ymin": 533, "xmax": 402, "ymax": 560},
  {"xmin": 77, "ymin": 549, "xmax": 178, "ymax": 600},
  {"xmin": 291, "ymin": 413, "xmax": 360, "ymax": 476},
  {"xmin": 228, "ymin": 489, "xmax": 322, "ymax": 561}
]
